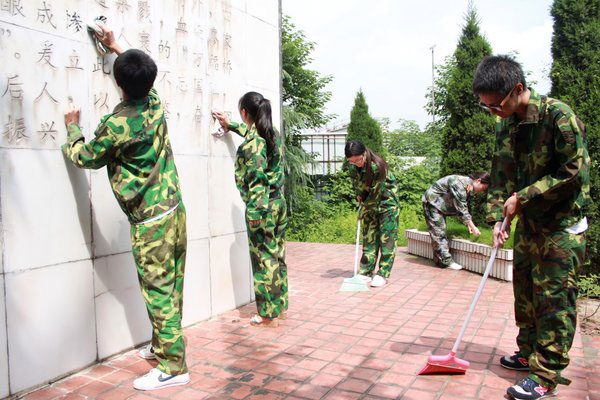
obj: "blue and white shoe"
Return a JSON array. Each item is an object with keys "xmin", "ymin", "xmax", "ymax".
[
  {"xmin": 507, "ymin": 377, "xmax": 557, "ymax": 399},
  {"xmin": 138, "ymin": 344, "xmax": 156, "ymax": 360},
  {"xmin": 133, "ymin": 368, "xmax": 189, "ymax": 391}
]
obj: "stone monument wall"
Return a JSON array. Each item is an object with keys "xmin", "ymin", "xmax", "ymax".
[{"xmin": 0, "ymin": 0, "xmax": 281, "ymax": 396}]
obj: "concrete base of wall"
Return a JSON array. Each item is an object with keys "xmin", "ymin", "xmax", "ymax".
[{"xmin": 405, "ymin": 229, "xmax": 513, "ymax": 281}]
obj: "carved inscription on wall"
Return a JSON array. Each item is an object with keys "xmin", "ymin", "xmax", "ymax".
[{"xmin": 1, "ymin": 0, "xmax": 238, "ymax": 150}]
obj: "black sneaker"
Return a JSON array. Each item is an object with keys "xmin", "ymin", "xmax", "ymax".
[
  {"xmin": 507, "ymin": 377, "xmax": 557, "ymax": 399},
  {"xmin": 500, "ymin": 352, "xmax": 530, "ymax": 371}
]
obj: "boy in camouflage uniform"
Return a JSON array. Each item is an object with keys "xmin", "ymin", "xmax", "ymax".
[
  {"xmin": 422, "ymin": 174, "xmax": 489, "ymax": 270},
  {"xmin": 474, "ymin": 55, "xmax": 590, "ymax": 400},
  {"xmin": 213, "ymin": 93, "xmax": 287, "ymax": 328},
  {"xmin": 62, "ymin": 25, "xmax": 189, "ymax": 391},
  {"xmin": 346, "ymin": 141, "xmax": 400, "ymax": 287}
]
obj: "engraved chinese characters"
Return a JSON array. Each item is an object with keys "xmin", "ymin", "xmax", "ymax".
[{"xmin": 0, "ymin": 0, "xmax": 238, "ymax": 150}]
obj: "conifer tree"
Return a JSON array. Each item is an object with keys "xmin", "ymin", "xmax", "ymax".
[
  {"xmin": 436, "ymin": 4, "xmax": 495, "ymax": 223},
  {"xmin": 550, "ymin": 0, "xmax": 600, "ymax": 271},
  {"xmin": 346, "ymin": 90, "xmax": 384, "ymax": 156}
]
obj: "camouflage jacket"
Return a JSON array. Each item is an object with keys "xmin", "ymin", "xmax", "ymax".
[
  {"xmin": 229, "ymin": 122, "xmax": 284, "ymax": 221},
  {"xmin": 486, "ymin": 88, "xmax": 591, "ymax": 232},
  {"xmin": 62, "ymin": 88, "xmax": 182, "ymax": 224},
  {"xmin": 348, "ymin": 161, "xmax": 399, "ymax": 214},
  {"xmin": 422, "ymin": 175, "xmax": 473, "ymax": 223}
]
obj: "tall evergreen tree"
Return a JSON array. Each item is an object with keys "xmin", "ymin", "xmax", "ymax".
[
  {"xmin": 435, "ymin": 4, "xmax": 495, "ymax": 224},
  {"xmin": 346, "ymin": 90, "xmax": 384, "ymax": 155},
  {"xmin": 550, "ymin": 0, "xmax": 600, "ymax": 272}
]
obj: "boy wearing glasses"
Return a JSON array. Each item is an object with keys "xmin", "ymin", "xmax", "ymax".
[{"xmin": 472, "ymin": 55, "xmax": 590, "ymax": 400}]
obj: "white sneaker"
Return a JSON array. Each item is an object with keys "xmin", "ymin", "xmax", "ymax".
[
  {"xmin": 447, "ymin": 262, "xmax": 463, "ymax": 270},
  {"xmin": 356, "ymin": 274, "xmax": 372, "ymax": 283},
  {"xmin": 138, "ymin": 344, "xmax": 156, "ymax": 360},
  {"xmin": 370, "ymin": 275, "xmax": 387, "ymax": 287},
  {"xmin": 133, "ymin": 368, "xmax": 190, "ymax": 391}
]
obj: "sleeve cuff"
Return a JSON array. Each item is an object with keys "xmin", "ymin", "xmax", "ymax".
[
  {"xmin": 67, "ymin": 123, "xmax": 83, "ymax": 140},
  {"xmin": 246, "ymin": 208, "xmax": 267, "ymax": 221},
  {"xmin": 516, "ymin": 188, "xmax": 529, "ymax": 206},
  {"xmin": 486, "ymin": 215, "xmax": 503, "ymax": 225}
]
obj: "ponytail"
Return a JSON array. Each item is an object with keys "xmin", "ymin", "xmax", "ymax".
[
  {"xmin": 256, "ymin": 98, "xmax": 276, "ymax": 154},
  {"xmin": 365, "ymin": 148, "xmax": 388, "ymax": 186},
  {"xmin": 239, "ymin": 92, "xmax": 276, "ymax": 155}
]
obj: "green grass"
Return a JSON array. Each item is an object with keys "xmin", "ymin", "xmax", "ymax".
[
  {"xmin": 417, "ymin": 217, "xmax": 516, "ymax": 249},
  {"xmin": 289, "ymin": 209, "xmax": 516, "ymax": 249},
  {"xmin": 287, "ymin": 207, "xmax": 424, "ymax": 247}
]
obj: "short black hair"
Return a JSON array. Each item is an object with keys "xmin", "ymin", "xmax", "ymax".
[
  {"xmin": 472, "ymin": 55, "xmax": 526, "ymax": 96},
  {"xmin": 113, "ymin": 49, "xmax": 157, "ymax": 100}
]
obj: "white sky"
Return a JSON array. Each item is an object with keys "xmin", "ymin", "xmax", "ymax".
[{"xmin": 281, "ymin": 0, "xmax": 554, "ymax": 130}]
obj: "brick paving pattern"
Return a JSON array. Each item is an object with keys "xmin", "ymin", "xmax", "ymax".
[{"xmin": 23, "ymin": 243, "xmax": 600, "ymax": 400}]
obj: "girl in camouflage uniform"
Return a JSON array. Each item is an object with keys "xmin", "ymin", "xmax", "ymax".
[
  {"xmin": 345, "ymin": 141, "xmax": 400, "ymax": 288},
  {"xmin": 422, "ymin": 173, "xmax": 490, "ymax": 270},
  {"xmin": 213, "ymin": 92, "xmax": 287, "ymax": 328}
]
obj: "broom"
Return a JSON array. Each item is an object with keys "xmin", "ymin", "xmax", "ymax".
[
  {"xmin": 340, "ymin": 207, "xmax": 369, "ymax": 292},
  {"xmin": 418, "ymin": 217, "xmax": 508, "ymax": 374}
]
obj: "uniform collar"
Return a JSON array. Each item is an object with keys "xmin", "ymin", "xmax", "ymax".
[
  {"xmin": 113, "ymin": 96, "xmax": 148, "ymax": 113},
  {"xmin": 507, "ymin": 87, "xmax": 542, "ymax": 127},
  {"xmin": 246, "ymin": 125, "xmax": 261, "ymax": 140}
]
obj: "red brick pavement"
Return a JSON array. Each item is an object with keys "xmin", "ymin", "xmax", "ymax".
[{"xmin": 23, "ymin": 243, "xmax": 600, "ymax": 400}]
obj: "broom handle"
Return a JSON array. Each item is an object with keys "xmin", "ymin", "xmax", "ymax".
[
  {"xmin": 353, "ymin": 207, "xmax": 362, "ymax": 277},
  {"xmin": 451, "ymin": 217, "xmax": 508, "ymax": 355}
]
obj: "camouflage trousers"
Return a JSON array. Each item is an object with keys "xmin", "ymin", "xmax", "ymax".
[
  {"xmin": 130, "ymin": 204, "xmax": 187, "ymax": 376},
  {"xmin": 359, "ymin": 206, "xmax": 399, "ymax": 279},
  {"xmin": 246, "ymin": 198, "xmax": 288, "ymax": 318},
  {"xmin": 513, "ymin": 222, "xmax": 585, "ymax": 388},
  {"xmin": 422, "ymin": 201, "xmax": 453, "ymax": 267}
]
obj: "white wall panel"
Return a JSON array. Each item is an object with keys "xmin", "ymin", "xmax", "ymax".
[
  {"xmin": 6, "ymin": 261, "xmax": 96, "ymax": 393},
  {"xmin": 0, "ymin": 0, "xmax": 280, "ymax": 396}
]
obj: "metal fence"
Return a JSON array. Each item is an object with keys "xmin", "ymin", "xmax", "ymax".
[{"xmin": 300, "ymin": 132, "xmax": 347, "ymax": 175}]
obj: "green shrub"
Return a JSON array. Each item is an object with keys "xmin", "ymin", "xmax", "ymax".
[
  {"xmin": 322, "ymin": 169, "xmax": 357, "ymax": 208},
  {"xmin": 416, "ymin": 217, "xmax": 516, "ymax": 249},
  {"xmin": 397, "ymin": 206, "xmax": 423, "ymax": 246},
  {"xmin": 288, "ymin": 206, "xmax": 424, "ymax": 247},
  {"xmin": 578, "ymin": 273, "xmax": 600, "ymax": 299},
  {"xmin": 288, "ymin": 210, "xmax": 358, "ymax": 244},
  {"xmin": 287, "ymin": 186, "xmax": 338, "ymax": 241}
]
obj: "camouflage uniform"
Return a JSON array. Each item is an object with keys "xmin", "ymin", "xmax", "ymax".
[
  {"xmin": 487, "ymin": 88, "xmax": 590, "ymax": 389},
  {"xmin": 348, "ymin": 162, "xmax": 399, "ymax": 279},
  {"xmin": 422, "ymin": 175, "xmax": 474, "ymax": 267},
  {"xmin": 63, "ymin": 88, "xmax": 187, "ymax": 375},
  {"xmin": 230, "ymin": 122, "xmax": 288, "ymax": 318}
]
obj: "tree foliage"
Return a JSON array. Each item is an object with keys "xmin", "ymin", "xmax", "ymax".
[
  {"xmin": 431, "ymin": 4, "xmax": 495, "ymax": 224},
  {"xmin": 385, "ymin": 119, "xmax": 441, "ymax": 157},
  {"xmin": 550, "ymin": 0, "xmax": 600, "ymax": 273},
  {"xmin": 282, "ymin": 16, "xmax": 334, "ymax": 130},
  {"xmin": 281, "ymin": 16, "xmax": 334, "ymax": 214},
  {"xmin": 346, "ymin": 90, "xmax": 384, "ymax": 155}
]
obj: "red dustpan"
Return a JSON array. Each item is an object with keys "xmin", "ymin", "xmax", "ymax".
[{"xmin": 418, "ymin": 218, "xmax": 508, "ymax": 375}]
